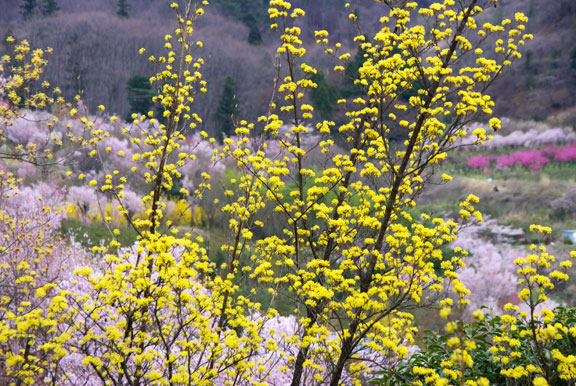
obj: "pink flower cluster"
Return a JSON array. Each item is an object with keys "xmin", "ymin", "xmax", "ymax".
[
  {"xmin": 495, "ymin": 149, "xmax": 549, "ymax": 171},
  {"xmin": 3, "ymin": 112, "xmax": 54, "ymax": 145},
  {"xmin": 542, "ymin": 143, "xmax": 576, "ymax": 162},
  {"xmin": 467, "ymin": 143, "xmax": 576, "ymax": 172},
  {"xmin": 467, "ymin": 155, "xmax": 490, "ymax": 169},
  {"xmin": 0, "ymin": 181, "xmax": 91, "ymax": 384}
]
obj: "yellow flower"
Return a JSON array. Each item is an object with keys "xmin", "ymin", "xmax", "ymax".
[
  {"xmin": 489, "ymin": 117, "xmax": 501, "ymax": 131},
  {"xmin": 473, "ymin": 310, "xmax": 484, "ymax": 321},
  {"xmin": 533, "ymin": 377, "xmax": 549, "ymax": 386}
]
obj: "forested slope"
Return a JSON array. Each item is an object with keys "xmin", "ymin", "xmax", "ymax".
[{"xmin": 1, "ymin": 0, "xmax": 575, "ymax": 135}]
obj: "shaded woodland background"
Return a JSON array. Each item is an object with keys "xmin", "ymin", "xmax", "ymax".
[{"xmin": 1, "ymin": 0, "xmax": 576, "ymax": 137}]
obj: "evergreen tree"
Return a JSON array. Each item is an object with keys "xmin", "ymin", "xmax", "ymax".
[
  {"xmin": 65, "ymin": 33, "xmax": 87, "ymax": 97},
  {"xmin": 212, "ymin": 0, "xmax": 267, "ymax": 29},
  {"xmin": 40, "ymin": 0, "xmax": 59, "ymax": 17},
  {"xmin": 126, "ymin": 75, "xmax": 154, "ymax": 121},
  {"xmin": 117, "ymin": 0, "xmax": 129, "ymax": 18},
  {"xmin": 248, "ymin": 25, "xmax": 262, "ymax": 45},
  {"xmin": 20, "ymin": 0, "xmax": 38, "ymax": 20},
  {"xmin": 340, "ymin": 45, "xmax": 366, "ymax": 98},
  {"xmin": 213, "ymin": 76, "xmax": 238, "ymax": 141},
  {"xmin": 310, "ymin": 71, "xmax": 338, "ymax": 119}
]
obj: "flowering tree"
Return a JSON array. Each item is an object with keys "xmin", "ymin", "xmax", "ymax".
[
  {"xmin": 224, "ymin": 1, "xmax": 529, "ymax": 384},
  {"xmin": 1, "ymin": 0, "xmax": 537, "ymax": 385},
  {"xmin": 373, "ymin": 226, "xmax": 576, "ymax": 386},
  {"xmin": 467, "ymin": 154, "xmax": 491, "ymax": 169},
  {"xmin": 461, "ymin": 127, "xmax": 576, "ymax": 149},
  {"xmin": 465, "ymin": 142, "xmax": 576, "ymax": 173},
  {"xmin": 0, "ymin": 176, "xmax": 88, "ymax": 385}
]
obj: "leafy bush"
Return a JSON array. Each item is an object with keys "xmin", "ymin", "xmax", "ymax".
[
  {"xmin": 372, "ymin": 305, "xmax": 576, "ymax": 386},
  {"xmin": 372, "ymin": 227, "xmax": 576, "ymax": 386}
]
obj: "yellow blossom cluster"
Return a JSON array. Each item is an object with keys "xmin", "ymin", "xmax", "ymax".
[
  {"xmin": 0, "ymin": 38, "xmax": 90, "ymax": 164},
  {"xmin": 0, "ymin": 173, "xmax": 74, "ymax": 385},
  {"xmin": 413, "ymin": 227, "xmax": 576, "ymax": 386},
  {"xmin": 486, "ymin": 226, "xmax": 576, "ymax": 385}
]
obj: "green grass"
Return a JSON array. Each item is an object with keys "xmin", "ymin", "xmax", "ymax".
[
  {"xmin": 60, "ymin": 219, "xmax": 139, "ymax": 250},
  {"xmin": 441, "ymin": 149, "xmax": 576, "ymax": 182},
  {"xmin": 418, "ymin": 168, "xmax": 576, "ymax": 245}
]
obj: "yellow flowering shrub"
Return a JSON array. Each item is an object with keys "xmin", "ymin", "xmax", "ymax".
[
  {"xmin": 487, "ymin": 226, "xmax": 576, "ymax": 386},
  {"xmin": 231, "ymin": 0, "xmax": 529, "ymax": 384},
  {"xmin": 375, "ymin": 227, "xmax": 576, "ymax": 386},
  {"xmin": 0, "ymin": 173, "xmax": 83, "ymax": 385},
  {"xmin": 0, "ymin": 39, "xmax": 92, "ymax": 165}
]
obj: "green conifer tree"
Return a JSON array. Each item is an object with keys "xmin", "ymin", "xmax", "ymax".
[
  {"xmin": 213, "ymin": 76, "xmax": 238, "ymax": 141},
  {"xmin": 20, "ymin": 0, "xmax": 38, "ymax": 20},
  {"xmin": 310, "ymin": 71, "xmax": 338, "ymax": 119},
  {"xmin": 117, "ymin": 0, "xmax": 129, "ymax": 18},
  {"xmin": 40, "ymin": 0, "xmax": 59, "ymax": 17},
  {"xmin": 126, "ymin": 75, "xmax": 154, "ymax": 121},
  {"xmin": 340, "ymin": 45, "xmax": 366, "ymax": 98},
  {"xmin": 248, "ymin": 25, "xmax": 262, "ymax": 45}
]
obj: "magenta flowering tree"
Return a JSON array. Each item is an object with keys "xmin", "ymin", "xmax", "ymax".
[
  {"xmin": 514, "ymin": 149, "xmax": 549, "ymax": 170},
  {"xmin": 495, "ymin": 153, "xmax": 514, "ymax": 170},
  {"xmin": 494, "ymin": 149, "xmax": 549, "ymax": 171},
  {"xmin": 553, "ymin": 143, "xmax": 576, "ymax": 162},
  {"xmin": 467, "ymin": 154, "xmax": 490, "ymax": 169}
]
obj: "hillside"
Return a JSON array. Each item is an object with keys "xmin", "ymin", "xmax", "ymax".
[{"xmin": 1, "ymin": 0, "xmax": 575, "ymax": 132}]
